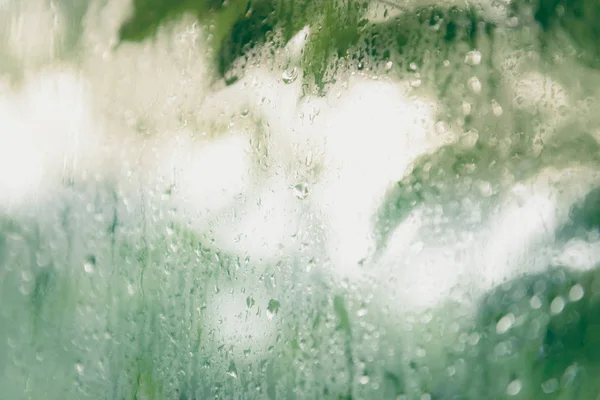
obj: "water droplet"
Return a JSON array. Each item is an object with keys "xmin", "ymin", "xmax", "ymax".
[
  {"xmin": 491, "ymin": 100, "xmax": 503, "ymax": 116},
  {"xmin": 506, "ymin": 379, "xmax": 522, "ymax": 396},
  {"xmin": 267, "ymin": 299, "xmax": 280, "ymax": 320},
  {"xmin": 282, "ymin": 67, "xmax": 298, "ymax": 84},
  {"xmin": 468, "ymin": 77, "xmax": 482, "ymax": 94},
  {"xmin": 460, "ymin": 130, "xmax": 479, "ymax": 148},
  {"xmin": 561, "ymin": 363, "xmax": 578, "ymax": 387},
  {"xmin": 530, "ymin": 295, "xmax": 542, "ymax": 309},
  {"xmin": 541, "ymin": 378, "xmax": 558, "ymax": 394},
  {"xmin": 75, "ymin": 363, "xmax": 85, "ymax": 375},
  {"xmin": 409, "ymin": 62, "xmax": 418, "ymax": 71},
  {"xmin": 246, "ymin": 296, "xmax": 255, "ymax": 308},
  {"xmin": 359, "ymin": 374, "xmax": 370, "ymax": 385},
  {"xmin": 84, "ymin": 255, "xmax": 96, "ymax": 273},
  {"xmin": 550, "ymin": 296, "xmax": 565, "ymax": 314},
  {"xmin": 461, "ymin": 101, "xmax": 472, "ymax": 116},
  {"xmin": 478, "ymin": 181, "xmax": 493, "ymax": 197},
  {"xmin": 226, "ymin": 361, "xmax": 238, "ymax": 378},
  {"xmin": 568, "ymin": 284, "xmax": 584, "ymax": 302},
  {"xmin": 496, "ymin": 313, "xmax": 515, "ymax": 334},
  {"xmin": 293, "ymin": 183, "xmax": 309, "ymax": 199},
  {"xmin": 357, "ymin": 307, "xmax": 368, "ymax": 317},
  {"xmin": 464, "ymin": 50, "xmax": 482, "ymax": 66},
  {"xmin": 410, "ymin": 79, "xmax": 422, "ymax": 88},
  {"xmin": 384, "ymin": 61, "xmax": 393, "ymax": 71}
]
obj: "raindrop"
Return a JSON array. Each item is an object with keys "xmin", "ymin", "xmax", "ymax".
[
  {"xmin": 384, "ymin": 61, "xmax": 393, "ymax": 71},
  {"xmin": 541, "ymin": 378, "xmax": 559, "ymax": 394},
  {"xmin": 460, "ymin": 130, "xmax": 479, "ymax": 148},
  {"xmin": 84, "ymin": 255, "xmax": 96, "ymax": 273},
  {"xmin": 478, "ymin": 181, "xmax": 493, "ymax": 197},
  {"xmin": 359, "ymin": 374, "xmax": 370, "ymax": 385},
  {"xmin": 506, "ymin": 379, "xmax": 522, "ymax": 396},
  {"xmin": 568, "ymin": 284, "xmax": 584, "ymax": 302},
  {"xmin": 496, "ymin": 313, "xmax": 515, "ymax": 334},
  {"xmin": 282, "ymin": 67, "xmax": 298, "ymax": 84},
  {"xmin": 468, "ymin": 77, "xmax": 482, "ymax": 94},
  {"xmin": 410, "ymin": 79, "xmax": 422, "ymax": 88},
  {"xmin": 246, "ymin": 296, "xmax": 255, "ymax": 308},
  {"xmin": 464, "ymin": 50, "xmax": 482, "ymax": 66},
  {"xmin": 550, "ymin": 296, "xmax": 565, "ymax": 314},
  {"xmin": 267, "ymin": 299, "xmax": 280, "ymax": 320},
  {"xmin": 461, "ymin": 101, "xmax": 472, "ymax": 116},
  {"xmin": 491, "ymin": 100, "xmax": 503, "ymax": 116},
  {"xmin": 530, "ymin": 295, "xmax": 542, "ymax": 309},
  {"xmin": 226, "ymin": 361, "xmax": 238, "ymax": 378},
  {"xmin": 75, "ymin": 363, "xmax": 85, "ymax": 375},
  {"xmin": 293, "ymin": 183, "xmax": 309, "ymax": 200}
]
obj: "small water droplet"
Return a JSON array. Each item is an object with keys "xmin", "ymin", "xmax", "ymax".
[
  {"xmin": 496, "ymin": 313, "xmax": 515, "ymax": 334},
  {"xmin": 226, "ymin": 361, "xmax": 238, "ymax": 378},
  {"xmin": 84, "ymin": 255, "xmax": 96, "ymax": 273},
  {"xmin": 384, "ymin": 61, "xmax": 393, "ymax": 71},
  {"xmin": 541, "ymin": 378, "xmax": 558, "ymax": 394},
  {"xmin": 464, "ymin": 50, "xmax": 482, "ymax": 66},
  {"xmin": 293, "ymin": 183, "xmax": 309, "ymax": 200},
  {"xmin": 568, "ymin": 284, "xmax": 584, "ymax": 302},
  {"xmin": 478, "ymin": 181, "xmax": 493, "ymax": 197},
  {"xmin": 550, "ymin": 296, "xmax": 565, "ymax": 314},
  {"xmin": 359, "ymin": 375, "xmax": 370, "ymax": 385},
  {"xmin": 461, "ymin": 101, "xmax": 472, "ymax": 116},
  {"xmin": 460, "ymin": 130, "xmax": 479, "ymax": 148},
  {"xmin": 491, "ymin": 100, "xmax": 503, "ymax": 116},
  {"xmin": 75, "ymin": 363, "xmax": 85, "ymax": 375},
  {"xmin": 267, "ymin": 299, "xmax": 280, "ymax": 320},
  {"xmin": 468, "ymin": 77, "xmax": 482, "ymax": 94},
  {"xmin": 410, "ymin": 79, "xmax": 422, "ymax": 88},
  {"xmin": 282, "ymin": 67, "xmax": 298, "ymax": 84},
  {"xmin": 246, "ymin": 296, "xmax": 255, "ymax": 308},
  {"xmin": 506, "ymin": 379, "xmax": 522, "ymax": 396},
  {"xmin": 530, "ymin": 295, "xmax": 542, "ymax": 309}
]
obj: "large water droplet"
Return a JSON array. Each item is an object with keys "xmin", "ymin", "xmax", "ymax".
[
  {"xmin": 468, "ymin": 77, "xmax": 482, "ymax": 94},
  {"xmin": 568, "ymin": 284, "xmax": 584, "ymax": 302},
  {"xmin": 550, "ymin": 296, "xmax": 565, "ymax": 314},
  {"xmin": 226, "ymin": 361, "xmax": 238, "ymax": 378},
  {"xmin": 267, "ymin": 299, "xmax": 280, "ymax": 320},
  {"xmin": 84, "ymin": 255, "xmax": 96, "ymax": 273},
  {"xmin": 506, "ymin": 379, "xmax": 522, "ymax": 396},
  {"xmin": 464, "ymin": 50, "xmax": 482, "ymax": 66},
  {"xmin": 282, "ymin": 67, "xmax": 298, "ymax": 84},
  {"xmin": 496, "ymin": 313, "xmax": 515, "ymax": 335}
]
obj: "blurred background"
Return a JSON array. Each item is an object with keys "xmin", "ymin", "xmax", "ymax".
[{"xmin": 1, "ymin": 0, "xmax": 600, "ymax": 398}]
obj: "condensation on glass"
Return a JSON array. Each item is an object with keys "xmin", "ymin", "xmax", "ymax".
[{"xmin": 1, "ymin": 0, "xmax": 600, "ymax": 399}]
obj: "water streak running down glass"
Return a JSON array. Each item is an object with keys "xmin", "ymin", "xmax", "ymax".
[{"xmin": 1, "ymin": 0, "xmax": 600, "ymax": 398}]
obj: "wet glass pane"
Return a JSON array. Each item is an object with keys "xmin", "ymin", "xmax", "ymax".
[{"xmin": 1, "ymin": 0, "xmax": 600, "ymax": 398}]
